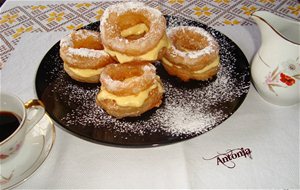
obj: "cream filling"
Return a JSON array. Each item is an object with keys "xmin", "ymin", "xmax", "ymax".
[
  {"xmin": 193, "ymin": 58, "xmax": 219, "ymax": 74},
  {"xmin": 105, "ymin": 34, "xmax": 170, "ymax": 63},
  {"xmin": 120, "ymin": 23, "xmax": 149, "ymax": 38},
  {"xmin": 97, "ymin": 80, "xmax": 163, "ymax": 107},
  {"xmin": 64, "ymin": 63, "xmax": 103, "ymax": 77},
  {"xmin": 162, "ymin": 57, "xmax": 219, "ymax": 74}
]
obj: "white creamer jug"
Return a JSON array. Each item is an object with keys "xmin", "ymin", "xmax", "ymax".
[{"xmin": 251, "ymin": 11, "xmax": 300, "ymax": 106}]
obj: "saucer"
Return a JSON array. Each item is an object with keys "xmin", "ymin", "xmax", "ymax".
[{"xmin": 0, "ymin": 114, "xmax": 55, "ymax": 189}]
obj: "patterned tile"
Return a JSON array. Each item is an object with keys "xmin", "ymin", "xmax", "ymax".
[
  {"xmin": 0, "ymin": 7, "xmax": 30, "ymax": 32},
  {"xmin": 249, "ymin": 0, "xmax": 283, "ymax": 10},
  {"xmin": 276, "ymin": 1, "xmax": 300, "ymax": 19},
  {"xmin": 1, "ymin": 19, "xmax": 38, "ymax": 43},
  {"xmin": 157, "ymin": 2, "xmax": 178, "ymax": 16},
  {"xmin": 0, "ymin": 34, "xmax": 13, "ymax": 55},
  {"xmin": 0, "ymin": 34, "xmax": 13, "ymax": 64},
  {"xmin": 204, "ymin": 0, "xmax": 242, "ymax": 10},
  {"xmin": 81, "ymin": 5, "xmax": 106, "ymax": 23},
  {"xmin": 36, "ymin": 5, "xmax": 79, "ymax": 31},
  {"xmin": 66, "ymin": 3, "xmax": 97, "ymax": 15},
  {"xmin": 55, "ymin": 17, "xmax": 90, "ymax": 32},
  {"xmin": 162, "ymin": 0, "xmax": 191, "ymax": 10},
  {"xmin": 22, "ymin": 5, "xmax": 51, "ymax": 17},
  {"xmin": 0, "ymin": 53, "xmax": 10, "ymax": 64},
  {"xmin": 230, "ymin": 1, "xmax": 265, "ymax": 21},
  {"xmin": 211, "ymin": 12, "xmax": 253, "ymax": 27},
  {"xmin": 181, "ymin": 1, "xmax": 224, "ymax": 24}
]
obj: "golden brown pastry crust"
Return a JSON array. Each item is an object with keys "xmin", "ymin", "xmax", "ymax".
[
  {"xmin": 97, "ymin": 61, "xmax": 164, "ymax": 118},
  {"xmin": 162, "ymin": 59, "xmax": 219, "ymax": 81},
  {"xmin": 162, "ymin": 26, "xmax": 220, "ymax": 81},
  {"xmin": 96, "ymin": 79, "xmax": 163, "ymax": 119},
  {"xmin": 59, "ymin": 29, "xmax": 115, "ymax": 83},
  {"xmin": 100, "ymin": 2, "xmax": 167, "ymax": 61}
]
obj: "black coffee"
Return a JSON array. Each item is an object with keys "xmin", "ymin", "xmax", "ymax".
[{"xmin": 0, "ymin": 111, "xmax": 21, "ymax": 142}]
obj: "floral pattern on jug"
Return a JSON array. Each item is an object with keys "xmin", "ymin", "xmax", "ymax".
[
  {"xmin": 263, "ymin": 56, "xmax": 300, "ymax": 96},
  {"xmin": 251, "ymin": 11, "xmax": 300, "ymax": 106}
]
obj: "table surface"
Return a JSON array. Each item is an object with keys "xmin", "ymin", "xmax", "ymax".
[{"xmin": 1, "ymin": 0, "xmax": 299, "ymax": 189}]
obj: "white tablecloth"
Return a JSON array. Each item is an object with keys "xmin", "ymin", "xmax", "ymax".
[{"xmin": 1, "ymin": 0, "xmax": 299, "ymax": 189}]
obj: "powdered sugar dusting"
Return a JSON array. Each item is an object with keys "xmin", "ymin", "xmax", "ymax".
[
  {"xmin": 60, "ymin": 34, "xmax": 73, "ymax": 47},
  {"xmin": 100, "ymin": 63, "xmax": 156, "ymax": 93},
  {"xmin": 67, "ymin": 47, "xmax": 108, "ymax": 58},
  {"xmin": 75, "ymin": 29, "xmax": 99, "ymax": 39},
  {"xmin": 101, "ymin": 2, "xmax": 162, "ymax": 25},
  {"xmin": 142, "ymin": 64, "xmax": 155, "ymax": 72},
  {"xmin": 60, "ymin": 30, "xmax": 107, "ymax": 58},
  {"xmin": 167, "ymin": 26, "xmax": 218, "ymax": 61},
  {"xmin": 100, "ymin": 1, "xmax": 164, "ymax": 50},
  {"xmin": 38, "ymin": 16, "xmax": 250, "ymax": 145}
]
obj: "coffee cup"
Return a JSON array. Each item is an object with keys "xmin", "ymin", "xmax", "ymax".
[{"xmin": 0, "ymin": 93, "xmax": 45, "ymax": 163}]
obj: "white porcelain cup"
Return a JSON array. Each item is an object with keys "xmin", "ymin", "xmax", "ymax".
[{"xmin": 0, "ymin": 93, "xmax": 45, "ymax": 163}]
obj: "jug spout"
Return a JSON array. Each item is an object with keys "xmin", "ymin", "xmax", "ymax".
[{"xmin": 251, "ymin": 11, "xmax": 300, "ymax": 45}]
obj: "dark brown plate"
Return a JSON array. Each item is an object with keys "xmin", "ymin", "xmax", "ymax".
[{"xmin": 35, "ymin": 15, "xmax": 250, "ymax": 147}]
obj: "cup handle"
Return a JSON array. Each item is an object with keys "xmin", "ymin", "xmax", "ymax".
[{"xmin": 24, "ymin": 99, "xmax": 45, "ymax": 132}]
